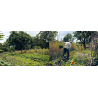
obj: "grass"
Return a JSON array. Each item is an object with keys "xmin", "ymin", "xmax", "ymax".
[
  {"xmin": 0, "ymin": 49, "xmax": 49, "ymax": 66},
  {"xmin": 6, "ymin": 52, "xmax": 49, "ymax": 62},
  {"xmin": 15, "ymin": 49, "xmax": 49, "ymax": 55}
]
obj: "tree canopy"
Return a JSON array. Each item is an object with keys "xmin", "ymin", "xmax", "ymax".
[
  {"xmin": 1, "ymin": 31, "xmax": 58, "ymax": 52},
  {"xmin": 39, "ymin": 31, "xmax": 58, "ymax": 42},
  {"xmin": 7, "ymin": 31, "xmax": 32, "ymax": 53},
  {"xmin": 63, "ymin": 33, "xmax": 73, "ymax": 42},
  {"xmin": 73, "ymin": 31, "xmax": 97, "ymax": 49},
  {"xmin": 37, "ymin": 31, "xmax": 58, "ymax": 48},
  {"xmin": 0, "ymin": 31, "xmax": 5, "ymax": 41}
]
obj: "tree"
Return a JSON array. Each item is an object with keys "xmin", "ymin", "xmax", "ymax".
[
  {"xmin": 31, "ymin": 36, "xmax": 41, "ymax": 48},
  {"xmin": 0, "ymin": 43, "xmax": 2, "ymax": 47},
  {"xmin": 39, "ymin": 31, "xmax": 58, "ymax": 42},
  {"xmin": 0, "ymin": 31, "xmax": 5, "ymax": 41},
  {"xmin": 73, "ymin": 31, "xmax": 97, "ymax": 49},
  {"xmin": 63, "ymin": 33, "xmax": 72, "ymax": 42},
  {"xmin": 7, "ymin": 31, "xmax": 32, "ymax": 54},
  {"xmin": 38, "ymin": 31, "xmax": 58, "ymax": 48}
]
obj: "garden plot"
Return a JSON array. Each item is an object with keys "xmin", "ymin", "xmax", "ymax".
[
  {"xmin": 0, "ymin": 49, "xmax": 49, "ymax": 66},
  {"xmin": 49, "ymin": 49, "xmax": 90, "ymax": 66}
]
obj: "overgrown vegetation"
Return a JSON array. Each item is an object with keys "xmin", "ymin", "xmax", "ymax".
[
  {"xmin": 0, "ymin": 31, "xmax": 55, "ymax": 66},
  {"xmin": 49, "ymin": 31, "xmax": 98, "ymax": 66},
  {"xmin": 0, "ymin": 49, "xmax": 49, "ymax": 66},
  {"xmin": 0, "ymin": 60, "xmax": 12, "ymax": 66},
  {"xmin": 1, "ymin": 31, "xmax": 98, "ymax": 66},
  {"xmin": 49, "ymin": 41, "xmax": 90, "ymax": 66}
]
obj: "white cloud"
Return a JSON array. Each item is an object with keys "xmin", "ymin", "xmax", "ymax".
[{"xmin": 25, "ymin": 31, "xmax": 40, "ymax": 36}]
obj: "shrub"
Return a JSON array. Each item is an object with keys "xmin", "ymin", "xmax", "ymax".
[
  {"xmin": 49, "ymin": 41, "xmax": 63, "ymax": 61},
  {"xmin": 59, "ymin": 44, "xmax": 63, "ymax": 49},
  {"xmin": 0, "ymin": 47, "xmax": 9, "ymax": 52},
  {"xmin": 0, "ymin": 49, "xmax": 4, "ymax": 53},
  {"xmin": 70, "ymin": 43, "xmax": 78, "ymax": 51},
  {"xmin": 14, "ymin": 49, "xmax": 49, "ymax": 55},
  {"xmin": 10, "ymin": 47, "xmax": 15, "ymax": 52},
  {"xmin": 34, "ymin": 46, "xmax": 41, "ymax": 49},
  {"xmin": 42, "ymin": 49, "xmax": 49, "ymax": 55}
]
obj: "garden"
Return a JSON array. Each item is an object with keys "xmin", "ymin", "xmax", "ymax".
[
  {"xmin": 49, "ymin": 40, "xmax": 98, "ymax": 66},
  {"xmin": 1, "ymin": 31, "xmax": 98, "ymax": 66},
  {"xmin": 0, "ymin": 31, "xmax": 53, "ymax": 66},
  {"xmin": 0, "ymin": 49, "xmax": 49, "ymax": 66}
]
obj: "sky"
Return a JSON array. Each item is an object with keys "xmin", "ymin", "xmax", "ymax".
[
  {"xmin": 0, "ymin": 31, "xmax": 75, "ymax": 43},
  {"xmin": 56, "ymin": 31, "xmax": 74, "ymax": 41}
]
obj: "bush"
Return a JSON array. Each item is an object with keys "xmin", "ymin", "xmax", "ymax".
[
  {"xmin": 49, "ymin": 41, "xmax": 63, "ymax": 61},
  {"xmin": 70, "ymin": 43, "xmax": 78, "ymax": 51},
  {"xmin": 10, "ymin": 47, "xmax": 15, "ymax": 52},
  {"xmin": 43, "ymin": 49, "xmax": 49, "ymax": 55},
  {"xmin": 0, "ymin": 47, "xmax": 9, "ymax": 52},
  {"xmin": 93, "ymin": 57, "xmax": 98, "ymax": 66},
  {"xmin": 34, "ymin": 46, "xmax": 41, "ymax": 49},
  {"xmin": 59, "ymin": 44, "xmax": 63, "ymax": 49},
  {"xmin": 0, "ymin": 49, "xmax": 4, "ymax": 53},
  {"xmin": 15, "ymin": 49, "xmax": 49, "ymax": 55}
]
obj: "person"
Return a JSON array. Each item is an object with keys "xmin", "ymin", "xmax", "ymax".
[{"xmin": 62, "ymin": 41, "xmax": 72, "ymax": 59}]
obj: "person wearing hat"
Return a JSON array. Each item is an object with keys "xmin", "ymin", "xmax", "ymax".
[{"xmin": 62, "ymin": 41, "xmax": 72, "ymax": 59}]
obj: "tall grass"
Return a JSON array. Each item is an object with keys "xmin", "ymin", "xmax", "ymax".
[
  {"xmin": 15, "ymin": 49, "xmax": 49, "ymax": 55},
  {"xmin": 0, "ymin": 48, "xmax": 49, "ymax": 66}
]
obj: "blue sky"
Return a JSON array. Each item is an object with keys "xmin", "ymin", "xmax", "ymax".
[{"xmin": 0, "ymin": 31, "xmax": 74, "ymax": 43}]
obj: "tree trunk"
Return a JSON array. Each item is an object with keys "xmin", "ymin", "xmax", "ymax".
[
  {"xmin": 83, "ymin": 38, "xmax": 86, "ymax": 49},
  {"xmin": 83, "ymin": 43, "xmax": 86, "ymax": 49}
]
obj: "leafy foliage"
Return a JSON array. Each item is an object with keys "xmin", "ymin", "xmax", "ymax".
[
  {"xmin": 0, "ymin": 60, "xmax": 12, "ymax": 66},
  {"xmin": 50, "ymin": 48, "xmax": 90, "ymax": 66},
  {"xmin": 15, "ymin": 49, "xmax": 49, "ymax": 55},
  {"xmin": 49, "ymin": 39, "xmax": 91, "ymax": 66},
  {"xmin": 59, "ymin": 44, "xmax": 63, "ymax": 49},
  {"xmin": 0, "ymin": 49, "xmax": 4, "ymax": 53},
  {"xmin": 73, "ymin": 31, "xmax": 97, "ymax": 49},
  {"xmin": 37, "ymin": 31, "xmax": 58, "ymax": 48},
  {"xmin": 39, "ymin": 31, "xmax": 58, "ymax": 42},
  {"xmin": 63, "ymin": 33, "xmax": 72, "ymax": 42},
  {"xmin": 34, "ymin": 46, "xmax": 41, "ymax": 49},
  {"xmin": 49, "ymin": 41, "xmax": 63, "ymax": 61},
  {"xmin": 0, "ymin": 31, "xmax": 5, "ymax": 41},
  {"xmin": 0, "ymin": 49, "xmax": 49, "ymax": 66},
  {"xmin": 7, "ymin": 31, "xmax": 32, "ymax": 53}
]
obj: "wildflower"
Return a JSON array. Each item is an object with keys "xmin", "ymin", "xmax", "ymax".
[{"xmin": 71, "ymin": 62, "xmax": 75, "ymax": 64}]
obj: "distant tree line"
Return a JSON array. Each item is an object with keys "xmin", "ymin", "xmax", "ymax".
[{"xmin": 0, "ymin": 31, "xmax": 58, "ymax": 53}]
